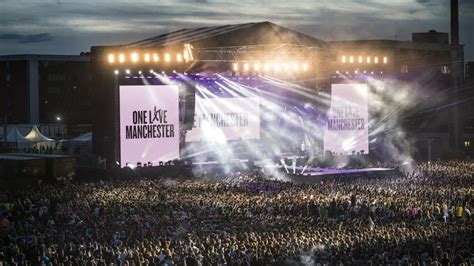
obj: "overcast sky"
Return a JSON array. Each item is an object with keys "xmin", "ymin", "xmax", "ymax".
[{"xmin": 0, "ymin": 0, "xmax": 473, "ymax": 61}]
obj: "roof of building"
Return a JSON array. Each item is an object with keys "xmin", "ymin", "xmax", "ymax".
[
  {"xmin": 0, "ymin": 54, "xmax": 89, "ymax": 61},
  {"xmin": 328, "ymin": 39, "xmax": 454, "ymax": 51},
  {"xmin": 94, "ymin": 21, "xmax": 329, "ymax": 50}
]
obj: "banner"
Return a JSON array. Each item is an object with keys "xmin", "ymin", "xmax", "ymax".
[
  {"xmin": 186, "ymin": 97, "xmax": 260, "ymax": 142},
  {"xmin": 324, "ymin": 84, "xmax": 369, "ymax": 155},
  {"xmin": 119, "ymin": 85, "xmax": 180, "ymax": 167}
]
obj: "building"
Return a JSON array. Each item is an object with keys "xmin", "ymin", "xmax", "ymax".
[{"xmin": 0, "ymin": 54, "xmax": 92, "ymax": 126}]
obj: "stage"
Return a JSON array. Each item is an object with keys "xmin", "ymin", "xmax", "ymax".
[
  {"xmin": 299, "ymin": 167, "xmax": 394, "ymax": 176},
  {"xmin": 274, "ymin": 166, "xmax": 398, "ymax": 184}
]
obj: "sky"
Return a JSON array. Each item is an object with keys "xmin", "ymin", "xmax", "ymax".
[{"xmin": 0, "ymin": 0, "xmax": 473, "ymax": 61}]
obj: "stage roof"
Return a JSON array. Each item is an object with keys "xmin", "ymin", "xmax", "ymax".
[{"xmin": 96, "ymin": 21, "xmax": 329, "ymax": 50}]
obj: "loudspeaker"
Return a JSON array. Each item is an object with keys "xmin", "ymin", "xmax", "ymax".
[{"xmin": 183, "ymin": 85, "xmax": 196, "ymax": 130}]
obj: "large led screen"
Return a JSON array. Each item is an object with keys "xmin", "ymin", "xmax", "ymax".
[
  {"xmin": 324, "ymin": 84, "xmax": 369, "ymax": 155},
  {"xmin": 119, "ymin": 85, "xmax": 180, "ymax": 167},
  {"xmin": 186, "ymin": 97, "xmax": 260, "ymax": 142}
]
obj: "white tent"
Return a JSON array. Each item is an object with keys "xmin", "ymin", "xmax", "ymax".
[
  {"xmin": 5, "ymin": 127, "xmax": 32, "ymax": 148},
  {"xmin": 24, "ymin": 125, "xmax": 55, "ymax": 148},
  {"xmin": 67, "ymin": 132, "xmax": 92, "ymax": 153},
  {"xmin": 71, "ymin": 132, "xmax": 92, "ymax": 142}
]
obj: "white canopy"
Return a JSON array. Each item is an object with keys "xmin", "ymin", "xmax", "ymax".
[
  {"xmin": 70, "ymin": 132, "xmax": 92, "ymax": 142},
  {"xmin": 6, "ymin": 127, "xmax": 30, "ymax": 143},
  {"xmin": 24, "ymin": 125, "xmax": 54, "ymax": 142}
]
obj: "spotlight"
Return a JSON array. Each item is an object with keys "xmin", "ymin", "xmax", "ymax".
[
  {"xmin": 374, "ymin": 57, "xmax": 379, "ymax": 64},
  {"xmin": 370, "ymin": 71, "xmax": 374, "ymax": 74},
  {"xmin": 125, "ymin": 69, "xmax": 131, "ymax": 74},
  {"xmin": 354, "ymin": 70, "xmax": 358, "ymax": 74},
  {"xmin": 176, "ymin": 53, "xmax": 183, "ymax": 62},
  {"xmin": 380, "ymin": 71, "xmax": 383, "ymax": 74},
  {"xmin": 149, "ymin": 69, "xmax": 154, "ymax": 73},
  {"xmin": 138, "ymin": 70, "xmax": 142, "ymax": 75},
  {"xmin": 336, "ymin": 70, "xmax": 339, "ymax": 74},
  {"xmin": 243, "ymin": 63, "xmax": 249, "ymax": 71},
  {"xmin": 284, "ymin": 63, "xmax": 290, "ymax": 71},
  {"xmin": 342, "ymin": 56, "xmax": 346, "ymax": 63},
  {"xmin": 254, "ymin": 63, "xmax": 260, "ymax": 71},
  {"xmin": 131, "ymin": 53, "xmax": 139, "ymax": 63},
  {"xmin": 302, "ymin": 63, "xmax": 308, "ymax": 71},
  {"xmin": 349, "ymin": 56, "xmax": 354, "ymax": 63},
  {"xmin": 119, "ymin": 54, "xmax": 125, "ymax": 63},
  {"xmin": 173, "ymin": 69, "xmax": 177, "ymax": 73},
  {"xmin": 232, "ymin": 63, "xmax": 239, "ymax": 71},
  {"xmin": 183, "ymin": 50, "xmax": 190, "ymax": 62},
  {"xmin": 345, "ymin": 71, "xmax": 349, "ymax": 74},
  {"xmin": 164, "ymin": 53, "xmax": 171, "ymax": 62},
  {"xmin": 108, "ymin": 54, "xmax": 115, "ymax": 63},
  {"xmin": 264, "ymin": 63, "xmax": 270, "ymax": 72},
  {"xmin": 153, "ymin": 53, "xmax": 159, "ymax": 62},
  {"xmin": 273, "ymin": 63, "xmax": 280, "ymax": 72},
  {"xmin": 383, "ymin": 56, "xmax": 388, "ymax": 64},
  {"xmin": 144, "ymin": 53, "xmax": 150, "ymax": 62},
  {"xmin": 367, "ymin": 57, "xmax": 371, "ymax": 63},
  {"xmin": 292, "ymin": 64, "xmax": 299, "ymax": 71},
  {"xmin": 363, "ymin": 70, "xmax": 367, "ymax": 74},
  {"xmin": 161, "ymin": 71, "xmax": 165, "ymax": 74},
  {"xmin": 114, "ymin": 70, "xmax": 119, "ymax": 75},
  {"xmin": 358, "ymin": 56, "xmax": 363, "ymax": 63}
]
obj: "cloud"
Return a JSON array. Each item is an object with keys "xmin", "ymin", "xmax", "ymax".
[
  {"xmin": 0, "ymin": 33, "xmax": 53, "ymax": 43},
  {"xmin": 0, "ymin": 0, "xmax": 472, "ymax": 60}
]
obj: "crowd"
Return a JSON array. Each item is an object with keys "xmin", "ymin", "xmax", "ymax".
[{"xmin": 0, "ymin": 160, "xmax": 473, "ymax": 265}]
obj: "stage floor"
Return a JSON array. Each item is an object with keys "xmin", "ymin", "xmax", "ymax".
[{"xmin": 298, "ymin": 167, "xmax": 394, "ymax": 176}]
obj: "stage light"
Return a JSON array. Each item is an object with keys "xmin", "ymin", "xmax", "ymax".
[
  {"xmin": 173, "ymin": 70, "xmax": 177, "ymax": 73},
  {"xmin": 292, "ymin": 64, "xmax": 299, "ymax": 71},
  {"xmin": 149, "ymin": 69, "xmax": 154, "ymax": 73},
  {"xmin": 345, "ymin": 71, "xmax": 349, "ymax": 74},
  {"xmin": 284, "ymin": 63, "xmax": 290, "ymax": 72},
  {"xmin": 354, "ymin": 70, "xmax": 358, "ymax": 74},
  {"xmin": 176, "ymin": 53, "xmax": 183, "ymax": 62},
  {"xmin": 302, "ymin": 63, "xmax": 308, "ymax": 71},
  {"xmin": 336, "ymin": 70, "xmax": 339, "ymax": 74},
  {"xmin": 243, "ymin": 63, "xmax": 249, "ymax": 71},
  {"xmin": 164, "ymin": 53, "xmax": 171, "ymax": 62},
  {"xmin": 114, "ymin": 70, "xmax": 119, "ymax": 75},
  {"xmin": 370, "ymin": 71, "xmax": 374, "ymax": 74},
  {"xmin": 119, "ymin": 54, "xmax": 125, "ymax": 63},
  {"xmin": 232, "ymin": 63, "xmax": 239, "ymax": 71},
  {"xmin": 131, "ymin": 53, "xmax": 139, "ymax": 63},
  {"xmin": 254, "ymin": 63, "xmax": 260, "ymax": 71},
  {"xmin": 358, "ymin": 56, "xmax": 363, "ymax": 63},
  {"xmin": 153, "ymin": 53, "xmax": 159, "ymax": 62},
  {"xmin": 273, "ymin": 63, "xmax": 280, "ymax": 72},
  {"xmin": 342, "ymin": 56, "xmax": 346, "ymax": 63},
  {"xmin": 161, "ymin": 71, "xmax": 165, "ymax": 74},
  {"xmin": 363, "ymin": 70, "xmax": 367, "ymax": 73},
  {"xmin": 138, "ymin": 70, "xmax": 142, "ymax": 75},
  {"xmin": 374, "ymin": 57, "xmax": 379, "ymax": 64},
  {"xmin": 383, "ymin": 56, "xmax": 388, "ymax": 64},
  {"xmin": 125, "ymin": 69, "xmax": 131, "ymax": 74},
  {"xmin": 367, "ymin": 57, "xmax": 371, "ymax": 63},
  {"xmin": 56, "ymin": 115, "xmax": 61, "ymax": 121},
  {"xmin": 259, "ymin": 63, "xmax": 267, "ymax": 72},
  {"xmin": 349, "ymin": 56, "xmax": 354, "ymax": 63},
  {"xmin": 144, "ymin": 53, "xmax": 150, "ymax": 62},
  {"xmin": 108, "ymin": 54, "xmax": 115, "ymax": 63},
  {"xmin": 183, "ymin": 50, "xmax": 190, "ymax": 62}
]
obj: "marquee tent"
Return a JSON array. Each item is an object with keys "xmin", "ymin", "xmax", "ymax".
[
  {"xmin": 24, "ymin": 125, "xmax": 55, "ymax": 148},
  {"xmin": 4, "ymin": 127, "xmax": 31, "ymax": 148}
]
